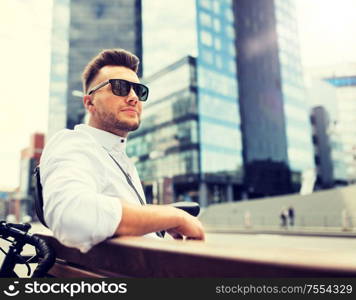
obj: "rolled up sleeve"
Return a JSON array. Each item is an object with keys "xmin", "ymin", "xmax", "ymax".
[{"xmin": 40, "ymin": 130, "xmax": 122, "ymax": 253}]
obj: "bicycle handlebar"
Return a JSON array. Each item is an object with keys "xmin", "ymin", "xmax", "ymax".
[
  {"xmin": 0, "ymin": 221, "xmax": 55, "ymax": 277},
  {"xmin": 169, "ymin": 201, "xmax": 200, "ymax": 217},
  {"xmin": 29, "ymin": 234, "xmax": 56, "ymax": 277}
]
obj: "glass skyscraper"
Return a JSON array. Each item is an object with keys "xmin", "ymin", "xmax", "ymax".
[
  {"xmin": 132, "ymin": 0, "xmax": 243, "ymax": 206},
  {"xmin": 274, "ymin": 0, "xmax": 314, "ymax": 178},
  {"xmin": 234, "ymin": 0, "xmax": 314, "ymax": 195},
  {"xmin": 48, "ymin": 0, "xmax": 70, "ymax": 140},
  {"xmin": 48, "ymin": 0, "xmax": 142, "ymax": 139},
  {"xmin": 196, "ymin": 0, "xmax": 242, "ymax": 205},
  {"xmin": 128, "ymin": 57, "xmax": 201, "ymax": 204}
]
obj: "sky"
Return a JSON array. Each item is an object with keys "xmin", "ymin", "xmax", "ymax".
[
  {"xmin": 0, "ymin": 0, "xmax": 356, "ymax": 190},
  {"xmin": 0, "ymin": 0, "xmax": 52, "ymax": 190}
]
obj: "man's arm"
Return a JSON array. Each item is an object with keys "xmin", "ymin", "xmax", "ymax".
[
  {"xmin": 116, "ymin": 202, "xmax": 205, "ymax": 240},
  {"xmin": 41, "ymin": 129, "xmax": 204, "ymax": 253}
]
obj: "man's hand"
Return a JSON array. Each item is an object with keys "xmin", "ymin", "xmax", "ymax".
[
  {"xmin": 166, "ymin": 209, "xmax": 205, "ymax": 240},
  {"xmin": 115, "ymin": 202, "xmax": 205, "ymax": 240}
]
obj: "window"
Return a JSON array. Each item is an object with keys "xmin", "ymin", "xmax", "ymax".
[
  {"xmin": 94, "ymin": 3, "xmax": 106, "ymax": 18},
  {"xmin": 199, "ymin": 0, "xmax": 211, "ymax": 10},
  {"xmin": 312, "ymin": 135, "xmax": 318, "ymax": 145},
  {"xmin": 199, "ymin": 12, "xmax": 212, "ymax": 27},
  {"xmin": 213, "ymin": 18, "xmax": 221, "ymax": 32},
  {"xmin": 314, "ymin": 155, "xmax": 320, "ymax": 165},
  {"xmin": 228, "ymin": 43, "xmax": 236, "ymax": 56},
  {"xmin": 226, "ymin": 25, "xmax": 235, "ymax": 39},
  {"xmin": 201, "ymin": 30, "xmax": 213, "ymax": 46},
  {"xmin": 214, "ymin": 38, "xmax": 221, "ymax": 50},
  {"xmin": 215, "ymin": 55, "xmax": 222, "ymax": 69},
  {"xmin": 225, "ymin": 8, "xmax": 234, "ymax": 23},
  {"xmin": 213, "ymin": 1, "xmax": 220, "ymax": 14},
  {"xmin": 228, "ymin": 59, "xmax": 236, "ymax": 73},
  {"xmin": 202, "ymin": 49, "xmax": 213, "ymax": 64}
]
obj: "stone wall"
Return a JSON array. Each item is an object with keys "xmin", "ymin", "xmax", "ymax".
[{"xmin": 199, "ymin": 185, "xmax": 356, "ymax": 230}]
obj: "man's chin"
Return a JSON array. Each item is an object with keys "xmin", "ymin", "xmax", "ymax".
[{"xmin": 115, "ymin": 120, "xmax": 140, "ymax": 132}]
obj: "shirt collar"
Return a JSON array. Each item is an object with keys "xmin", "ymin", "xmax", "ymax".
[{"xmin": 75, "ymin": 124, "xmax": 127, "ymax": 153}]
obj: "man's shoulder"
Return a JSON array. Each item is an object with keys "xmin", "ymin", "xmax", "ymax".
[
  {"xmin": 47, "ymin": 126, "xmax": 96, "ymax": 145},
  {"xmin": 42, "ymin": 126, "xmax": 100, "ymax": 159}
]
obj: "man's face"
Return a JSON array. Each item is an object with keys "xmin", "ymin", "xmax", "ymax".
[{"xmin": 86, "ymin": 65, "xmax": 143, "ymax": 137}]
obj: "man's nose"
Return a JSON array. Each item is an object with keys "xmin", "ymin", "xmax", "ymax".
[{"xmin": 126, "ymin": 88, "xmax": 139, "ymax": 104}]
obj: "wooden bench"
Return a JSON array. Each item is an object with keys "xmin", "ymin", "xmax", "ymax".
[{"xmin": 36, "ymin": 233, "xmax": 356, "ymax": 277}]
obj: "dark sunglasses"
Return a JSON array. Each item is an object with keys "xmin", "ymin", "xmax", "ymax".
[{"xmin": 88, "ymin": 79, "xmax": 149, "ymax": 101}]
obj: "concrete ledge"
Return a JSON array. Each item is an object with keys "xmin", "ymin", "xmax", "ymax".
[
  {"xmin": 205, "ymin": 226, "xmax": 356, "ymax": 238},
  {"xmin": 37, "ymin": 234, "xmax": 356, "ymax": 277}
]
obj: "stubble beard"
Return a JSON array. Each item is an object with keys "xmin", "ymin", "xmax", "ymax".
[{"xmin": 97, "ymin": 110, "xmax": 140, "ymax": 135}]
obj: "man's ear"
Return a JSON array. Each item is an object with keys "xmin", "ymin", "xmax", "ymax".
[{"xmin": 83, "ymin": 95, "xmax": 94, "ymax": 110}]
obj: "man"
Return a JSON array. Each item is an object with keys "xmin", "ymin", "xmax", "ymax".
[
  {"xmin": 40, "ymin": 49, "xmax": 204, "ymax": 253},
  {"xmin": 288, "ymin": 206, "xmax": 295, "ymax": 226}
]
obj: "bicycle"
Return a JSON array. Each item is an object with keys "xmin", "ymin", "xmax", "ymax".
[{"xmin": 0, "ymin": 221, "xmax": 55, "ymax": 278}]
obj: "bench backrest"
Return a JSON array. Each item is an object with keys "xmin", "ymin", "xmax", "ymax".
[{"xmin": 33, "ymin": 166, "xmax": 48, "ymax": 228}]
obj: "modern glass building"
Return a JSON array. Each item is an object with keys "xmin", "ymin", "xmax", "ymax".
[
  {"xmin": 196, "ymin": 0, "xmax": 242, "ymax": 206},
  {"xmin": 48, "ymin": 0, "xmax": 142, "ymax": 139},
  {"xmin": 48, "ymin": 0, "xmax": 70, "ymax": 140},
  {"xmin": 309, "ymin": 63, "xmax": 356, "ymax": 183},
  {"xmin": 128, "ymin": 57, "xmax": 201, "ymax": 204},
  {"xmin": 305, "ymin": 77, "xmax": 347, "ymax": 185},
  {"xmin": 132, "ymin": 0, "xmax": 243, "ymax": 206},
  {"xmin": 325, "ymin": 75, "xmax": 356, "ymax": 183},
  {"xmin": 274, "ymin": 0, "xmax": 314, "ymax": 177},
  {"xmin": 234, "ymin": 0, "xmax": 314, "ymax": 196},
  {"xmin": 310, "ymin": 106, "xmax": 334, "ymax": 188},
  {"xmin": 128, "ymin": 55, "xmax": 243, "ymax": 206}
]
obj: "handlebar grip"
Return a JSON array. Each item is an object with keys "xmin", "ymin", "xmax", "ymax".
[
  {"xmin": 5, "ymin": 223, "xmax": 31, "ymax": 232},
  {"xmin": 27, "ymin": 235, "xmax": 56, "ymax": 277},
  {"xmin": 169, "ymin": 201, "xmax": 200, "ymax": 217}
]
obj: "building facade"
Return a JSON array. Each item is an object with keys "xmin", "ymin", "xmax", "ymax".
[
  {"xmin": 310, "ymin": 106, "xmax": 334, "ymax": 188},
  {"xmin": 132, "ymin": 0, "xmax": 243, "ymax": 206},
  {"xmin": 196, "ymin": 0, "xmax": 243, "ymax": 206},
  {"xmin": 47, "ymin": 0, "xmax": 70, "ymax": 140},
  {"xmin": 48, "ymin": 0, "xmax": 142, "ymax": 139},
  {"xmin": 0, "ymin": 191, "xmax": 10, "ymax": 220},
  {"xmin": 128, "ymin": 57, "xmax": 200, "ymax": 204},
  {"xmin": 10, "ymin": 133, "xmax": 45, "ymax": 222},
  {"xmin": 234, "ymin": 0, "xmax": 314, "ymax": 196},
  {"xmin": 308, "ymin": 63, "xmax": 356, "ymax": 183},
  {"xmin": 305, "ymin": 77, "xmax": 347, "ymax": 185},
  {"xmin": 128, "ymin": 56, "xmax": 243, "ymax": 206}
]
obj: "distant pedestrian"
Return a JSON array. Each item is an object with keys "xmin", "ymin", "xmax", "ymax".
[
  {"xmin": 280, "ymin": 208, "xmax": 288, "ymax": 228},
  {"xmin": 288, "ymin": 206, "xmax": 295, "ymax": 226},
  {"xmin": 341, "ymin": 209, "xmax": 350, "ymax": 231},
  {"xmin": 244, "ymin": 210, "xmax": 251, "ymax": 229}
]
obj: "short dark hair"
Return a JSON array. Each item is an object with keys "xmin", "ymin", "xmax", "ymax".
[{"xmin": 81, "ymin": 48, "xmax": 140, "ymax": 94}]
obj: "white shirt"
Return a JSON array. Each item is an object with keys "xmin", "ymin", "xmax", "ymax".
[{"xmin": 40, "ymin": 124, "xmax": 155, "ymax": 253}]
